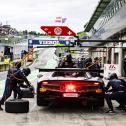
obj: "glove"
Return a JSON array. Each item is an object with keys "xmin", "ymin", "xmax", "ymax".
[
  {"xmin": 27, "ymin": 82, "xmax": 32, "ymax": 87},
  {"xmin": 29, "ymin": 85, "xmax": 34, "ymax": 93}
]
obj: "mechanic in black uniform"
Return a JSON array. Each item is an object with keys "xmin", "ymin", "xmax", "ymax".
[
  {"xmin": 105, "ymin": 73, "xmax": 126, "ymax": 113},
  {"xmin": 84, "ymin": 57, "xmax": 92, "ymax": 68},
  {"xmin": 89, "ymin": 57, "xmax": 101, "ymax": 77},
  {"xmin": 59, "ymin": 54, "xmax": 74, "ymax": 68},
  {"xmin": 65, "ymin": 54, "xmax": 74, "ymax": 68},
  {"xmin": 13, "ymin": 68, "xmax": 32, "ymax": 99},
  {"xmin": 0, "ymin": 62, "xmax": 31, "ymax": 110}
]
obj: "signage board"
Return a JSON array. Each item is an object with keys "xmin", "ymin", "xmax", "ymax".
[
  {"xmin": 41, "ymin": 26, "xmax": 76, "ymax": 36},
  {"xmin": 104, "ymin": 64, "xmax": 120, "ymax": 78}
]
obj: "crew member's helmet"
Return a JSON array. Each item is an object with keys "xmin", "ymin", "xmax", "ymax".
[
  {"xmin": 109, "ymin": 73, "xmax": 118, "ymax": 80},
  {"xmin": 85, "ymin": 57, "xmax": 92, "ymax": 63},
  {"xmin": 94, "ymin": 57, "xmax": 99, "ymax": 61},
  {"xmin": 66, "ymin": 54, "xmax": 72, "ymax": 62}
]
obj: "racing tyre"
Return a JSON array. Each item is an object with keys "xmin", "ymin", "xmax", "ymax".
[
  {"xmin": 98, "ymin": 98, "xmax": 104, "ymax": 107},
  {"xmin": 5, "ymin": 99, "xmax": 29, "ymax": 113},
  {"xmin": 37, "ymin": 97, "xmax": 49, "ymax": 106},
  {"xmin": 21, "ymin": 86, "xmax": 35, "ymax": 98}
]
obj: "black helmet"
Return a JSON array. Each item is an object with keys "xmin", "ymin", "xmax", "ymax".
[
  {"xmin": 85, "ymin": 57, "xmax": 92, "ymax": 63},
  {"xmin": 109, "ymin": 73, "xmax": 118, "ymax": 80},
  {"xmin": 66, "ymin": 54, "xmax": 72, "ymax": 61},
  {"xmin": 23, "ymin": 68, "xmax": 31, "ymax": 76},
  {"xmin": 94, "ymin": 57, "xmax": 99, "ymax": 61}
]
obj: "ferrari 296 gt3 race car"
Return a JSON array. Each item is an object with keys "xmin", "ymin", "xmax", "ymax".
[{"xmin": 37, "ymin": 67, "xmax": 105, "ymax": 107}]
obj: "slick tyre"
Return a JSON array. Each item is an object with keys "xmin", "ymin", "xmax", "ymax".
[
  {"xmin": 21, "ymin": 87, "xmax": 34, "ymax": 98},
  {"xmin": 37, "ymin": 97, "xmax": 49, "ymax": 106},
  {"xmin": 5, "ymin": 99, "xmax": 29, "ymax": 113},
  {"xmin": 98, "ymin": 98, "xmax": 104, "ymax": 107}
]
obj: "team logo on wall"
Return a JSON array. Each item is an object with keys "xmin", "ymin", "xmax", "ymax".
[{"xmin": 108, "ymin": 64, "xmax": 116, "ymax": 70}]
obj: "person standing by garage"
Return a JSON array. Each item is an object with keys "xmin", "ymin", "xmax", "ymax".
[
  {"xmin": 88, "ymin": 57, "xmax": 101, "ymax": 77},
  {"xmin": 0, "ymin": 51, "xmax": 4, "ymax": 62},
  {"xmin": 0, "ymin": 62, "xmax": 31, "ymax": 110}
]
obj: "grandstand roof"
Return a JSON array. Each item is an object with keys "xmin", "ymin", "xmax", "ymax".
[{"xmin": 84, "ymin": 0, "xmax": 111, "ymax": 32}]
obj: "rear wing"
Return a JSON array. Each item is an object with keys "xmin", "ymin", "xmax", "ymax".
[{"xmin": 37, "ymin": 68, "xmax": 104, "ymax": 73}]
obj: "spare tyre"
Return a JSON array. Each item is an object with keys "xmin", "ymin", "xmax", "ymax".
[{"xmin": 5, "ymin": 99, "xmax": 29, "ymax": 113}]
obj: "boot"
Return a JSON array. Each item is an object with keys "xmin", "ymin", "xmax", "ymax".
[
  {"xmin": 0, "ymin": 105, "xmax": 3, "ymax": 111},
  {"xmin": 105, "ymin": 109, "xmax": 115, "ymax": 113}
]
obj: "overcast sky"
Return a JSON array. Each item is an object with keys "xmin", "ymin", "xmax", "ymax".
[{"xmin": 0, "ymin": 0, "xmax": 100, "ymax": 33}]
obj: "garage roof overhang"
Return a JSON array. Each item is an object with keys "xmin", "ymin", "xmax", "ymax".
[{"xmin": 84, "ymin": 0, "xmax": 111, "ymax": 32}]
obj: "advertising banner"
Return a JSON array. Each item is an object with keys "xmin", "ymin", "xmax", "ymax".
[{"xmin": 104, "ymin": 64, "xmax": 120, "ymax": 78}]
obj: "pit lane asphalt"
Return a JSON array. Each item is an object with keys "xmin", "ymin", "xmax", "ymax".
[{"xmin": 1, "ymin": 97, "xmax": 126, "ymax": 126}]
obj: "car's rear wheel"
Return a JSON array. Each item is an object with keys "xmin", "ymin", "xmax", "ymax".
[
  {"xmin": 37, "ymin": 97, "xmax": 49, "ymax": 106},
  {"xmin": 97, "ymin": 98, "xmax": 104, "ymax": 107}
]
